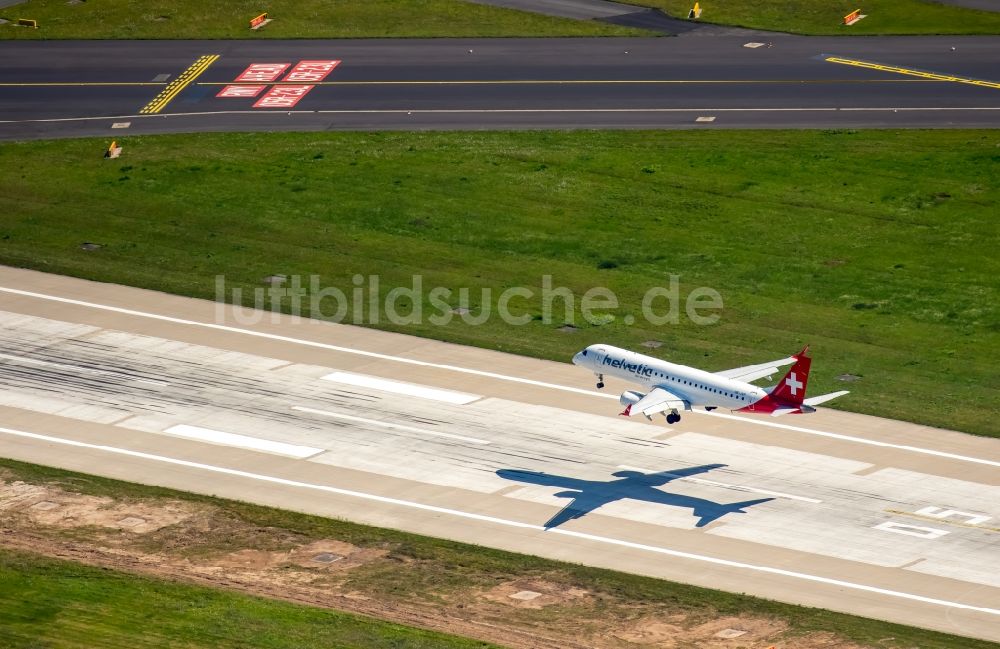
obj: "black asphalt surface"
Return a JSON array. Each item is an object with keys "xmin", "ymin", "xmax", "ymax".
[{"xmin": 1, "ymin": 35, "xmax": 998, "ymax": 139}]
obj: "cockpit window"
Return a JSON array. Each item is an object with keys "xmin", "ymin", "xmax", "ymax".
[{"xmin": 581, "ymin": 350, "xmax": 587, "ymax": 356}]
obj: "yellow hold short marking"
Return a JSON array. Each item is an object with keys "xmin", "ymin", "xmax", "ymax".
[
  {"xmin": 139, "ymin": 54, "xmax": 220, "ymax": 115},
  {"xmin": 825, "ymin": 56, "xmax": 1000, "ymax": 90}
]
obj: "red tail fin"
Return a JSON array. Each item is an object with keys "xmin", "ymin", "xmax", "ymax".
[{"xmin": 768, "ymin": 346, "xmax": 811, "ymax": 405}]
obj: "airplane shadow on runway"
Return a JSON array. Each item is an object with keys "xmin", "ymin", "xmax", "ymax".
[{"xmin": 496, "ymin": 464, "xmax": 774, "ymax": 530}]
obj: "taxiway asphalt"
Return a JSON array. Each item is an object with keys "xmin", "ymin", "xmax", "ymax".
[
  {"xmin": 1, "ymin": 35, "xmax": 999, "ymax": 139},
  {"xmin": 0, "ymin": 266, "xmax": 997, "ymax": 641}
]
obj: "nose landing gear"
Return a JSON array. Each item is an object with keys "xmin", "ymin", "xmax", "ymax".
[{"xmin": 596, "ymin": 373, "xmax": 605, "ymax": 389}]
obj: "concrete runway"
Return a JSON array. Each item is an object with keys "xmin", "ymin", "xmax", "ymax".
[
  {"xmin": 1, "ymin": 35, "xmax": 999, "ymax": 139},
  {"xmin": 0, "ymin": 266, "xmax": 997, "ymax": 641}
]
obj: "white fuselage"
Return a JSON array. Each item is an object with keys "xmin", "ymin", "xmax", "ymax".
[{"xmin": 572, "ymin": 344, "xmax": 768, "ymax": 410}]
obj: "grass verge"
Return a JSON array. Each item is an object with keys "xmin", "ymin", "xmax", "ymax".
[
  {"xmin": 639, "ymin": 0, "xmax": 1000, "ymax": 35},
  {"xmin": 0, "ymin": 130, "xmax": 997, "ymax": 436},
  {"xmin": 0, "ymin": 0, "xmax": 644, "ymax": 39},
  {"xmin": 2, "ymin": 457, "xmax": 997, "ymax": 649},
  {"xmin": 0, "ymin": 548, "xmax": 497, "ymax": 649}
]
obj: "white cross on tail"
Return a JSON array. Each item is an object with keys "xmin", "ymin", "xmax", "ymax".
[{"xmin": 785, "ymin": 372, "xmax": 803, "ymax": 395}]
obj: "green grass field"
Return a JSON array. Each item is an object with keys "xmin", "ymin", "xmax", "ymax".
[
  {"xmin": 0, "ymin": 549, "xmax": 498, "ymax": 649},
  {"xmin": 0, "ymin": 130, "xmax": 997, "ymax": 436},
  {"xmin": 641, "ymin": 0, "xmax": 1000, "ymax": 35},
  {"xmin": 2, "ymin": 458, "xmax": 998, "ymax": 649},
  {"xmin": 1, "ymin": 0, "xmax": 998, "ymax": 37},
  {"xmin": 0, "ymin": 0, "xmax": 642, "ymax": 39}
]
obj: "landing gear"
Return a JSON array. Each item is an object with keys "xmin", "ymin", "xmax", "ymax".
[
  {"xmin": 596, "ymin": 373, "xmax": 605, "ymax": 389},
  {"xmin": 665, "ymin": 411, "xmax": 681, "ymax": 425}
]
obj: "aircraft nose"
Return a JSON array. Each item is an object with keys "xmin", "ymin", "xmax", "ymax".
[{"xmin": 572, "ymin": 351, "xmax": 585, "ymax": 365}]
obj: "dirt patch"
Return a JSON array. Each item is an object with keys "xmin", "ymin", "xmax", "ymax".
[
  {"xmin": 612, "ymin": 618, "xmax": 685, "ymax": 645},
  {"xmin": 0, "ymin": 479, "xmax": 195, "ymax": 533},
  {"xmin": 480, "ymin": 579, "xmax": 591, "ymax": 610}
]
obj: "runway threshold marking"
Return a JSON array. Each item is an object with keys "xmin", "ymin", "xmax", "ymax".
[
  {"xmin": 825, "ymin": 56, "xmax": 1000, "ymax": 90},
  {"xmin": 1, "ymin": 285, "xmax": 997, "ymax": 469},
  {"xmin": 1, "ymin": 424, "xmax": 998, "ymax": 617},
  {"xmin": 139, "ymin": 54, "xmax": 220, "ymax": 115}
]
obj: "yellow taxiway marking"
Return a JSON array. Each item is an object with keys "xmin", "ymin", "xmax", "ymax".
[
  {"xmin": 0, "ymin": 82, "xmax": 166, "ymax": 87},
  {"xmin": 139, "ymin": 54, "xmax": 219, "ymax": 115},
  {"xmin": 826, "ymin": 56, "xmax": 1000, "ymax": 90}
]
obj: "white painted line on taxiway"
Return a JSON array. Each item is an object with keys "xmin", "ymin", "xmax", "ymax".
[
  {"xmin": 3, "ymin": 106, "xmax": 1000, "ymax": 124},
  {"xmin": 617, "ymin": 465, "xmax": 822, "ymax": 503},
  {"xmin": 1, "ymin": 425, "xmax": 997, "ymax": 617},
  {"xmin": 292, "ymin": 406, "xmax": 489, "ymax": 444},
  {"xmin": 163, "ymin": 424, "xmax": 323, "ymax": 459},
  {"xmin": 321, "ymin": 371, "xmax": 480, "ymax": 404},
  {"xmin": 1, "ymin": 287, "xmax": 997, "ymax": 469}
]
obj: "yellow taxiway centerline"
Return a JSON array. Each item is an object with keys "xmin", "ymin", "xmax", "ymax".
[
  {"xmin": 825, "ymin": 56, "xmax": 1000, "ymax": 90},
  {"xmin": 139, "ymin": 54, "xmax": 220, "ymax": 115}
]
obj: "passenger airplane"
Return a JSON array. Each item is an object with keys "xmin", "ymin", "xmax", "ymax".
[{"xmin": 572, "ymin": 344, "xmax": 847, "ymax": 424}]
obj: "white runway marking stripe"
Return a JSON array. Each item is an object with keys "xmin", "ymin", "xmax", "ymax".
[
  {"xmin": 163, "ymin": 424, "xmax": 324, "ymax": 459},
  {"xmin": 321, "ymin": 371, "xmax": 480, "ymax": 404},
  {"xmin": 1, "ymin": 425, "xmax": 998, "ymax": 617},
  {"xmin": 292, "ymin": 406, "xmax": 489, "ymax": 444},
  {"xmin": 1, "ymin": 287, "xmax": 997, "ymax": 468},
  {"xmin": 617, "ymin": 465, "xmax": 822, "ymax": 503}
]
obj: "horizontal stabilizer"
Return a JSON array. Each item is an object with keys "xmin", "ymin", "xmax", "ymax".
[{"xmin": 803, "ymin": 390, "xmax": 850, "ymax": 406}]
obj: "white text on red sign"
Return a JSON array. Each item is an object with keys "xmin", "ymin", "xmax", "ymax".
[
  {"xmin": 216, "ymin": 85, "xmax": 267, "ymax": 98},
  {"xmin": 253, "ymin": 84, "xmax": 316, "ymax": 108},
  {"xmin": 283, "ymin": 60, "xmax": 341, "ymax": 83},
  {"xmin": 235, "ymin": 63, "xmax": 291, "ymax": 83}
]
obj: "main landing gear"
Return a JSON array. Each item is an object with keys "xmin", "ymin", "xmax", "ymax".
[
  {"xmin": 595, "ymin": 373, "xmax": 605, "ymax": 389},
  {"xmin": 665, "ymin": 410, "xmax": 681, "ymax": 425}
]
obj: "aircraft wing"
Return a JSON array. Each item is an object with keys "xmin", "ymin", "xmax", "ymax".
[
  {"xmin": 714, "ymin": 355, "xmax": 797, "ymax": 383},
  {"xmin": 629, "ymin": 386, "xmax": 689, "ymax": 417}
]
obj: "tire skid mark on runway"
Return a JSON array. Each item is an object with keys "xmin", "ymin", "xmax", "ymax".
[
  {"xmin": 2, "ymin": 286, "xmax": 997, "ymax": 469},
  {"xmin": 1, "ymin": 424, "xmax": 998, "ymax": 617}
]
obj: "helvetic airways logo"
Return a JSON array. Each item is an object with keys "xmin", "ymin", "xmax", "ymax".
[{"xmin": 216, "ymin": 60, "xmax": 340, "ymax": 108}]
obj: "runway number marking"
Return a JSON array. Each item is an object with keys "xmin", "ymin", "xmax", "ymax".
[
  {"xmin": 874, "ymin": 521, "xmax": 950, "ymax": 539},
  {"xmin": 914, "ymin": 506, "xmax": 991, "ymax": 526},
  {"xmin": 825, "ymin": 56, "xmax": 1000, "ymax": 90},
  {"xmin": 218, "ymin": 60, "xmax": 341, "ymax": 109},
  {"xmin": 876, "ymin": 505, "xmax": 993, "ymax": 539}
]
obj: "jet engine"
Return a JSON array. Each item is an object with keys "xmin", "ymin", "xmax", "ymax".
[{"xmin": 620, "ymin": 390, "xmax": 644, "ymax": 407}]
